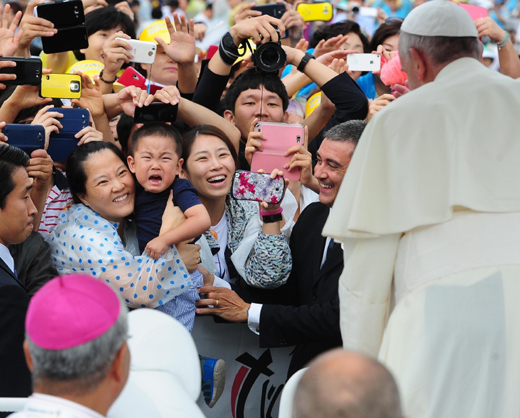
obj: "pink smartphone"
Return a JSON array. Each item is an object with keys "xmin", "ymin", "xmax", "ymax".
[
  {"xmin": 250, "ymin": 122, "xmax": 305, "ymax": 181},
  {"xmin": 232, "ymin": 171, "xmax": 284, "ymax": 204},
  {"xmin": 117, "ymin": 67, "xmax": 146, "ymax": 89}
]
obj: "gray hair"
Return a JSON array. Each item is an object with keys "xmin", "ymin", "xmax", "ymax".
[
  {"xmin": 293, "ymin": 350, "xmax": 403, "ymax": 418},
  {"xmin": 27, "ymin": 295, "xmax": 128, "ymax": 394},
  {"xmin": 324, "ymin": 120, "xmax": 367, "ymax": 156},
  {"xmin": 399, "ymin": 32, "xmax": 480, "ymax": 66}
]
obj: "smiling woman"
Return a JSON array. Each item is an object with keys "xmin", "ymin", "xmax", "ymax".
[
  {"xmin": 46, "ymin": 142, "xmax": 193, "ymax": 309},
  {"xmin": 181, "ymin": 125, "xmax": 294, "ymax": 290}
]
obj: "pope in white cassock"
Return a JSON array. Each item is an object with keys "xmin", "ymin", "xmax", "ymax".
[{"xmin": 323, "ymin": 1, "xmax": 520, "ymax": 418}]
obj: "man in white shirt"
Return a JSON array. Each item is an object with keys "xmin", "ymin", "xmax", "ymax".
[
  {"xmin": 10, "ymin": 274, "xmax": 130, "ymax": 418},
  {"xmin": 324, "ymin": 1, "xmax": 520, "ymax": 417},
  {"xmin": 0, "ymin": 145, "xmax": 37, "ymax": 411}
]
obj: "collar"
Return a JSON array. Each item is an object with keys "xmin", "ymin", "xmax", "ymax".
[
  {"xmin": 23, "ymin": 394, "xmax": 105, "ymax": 418},
  {"xmin": 0, "ymin": 242, "xmax": 15, "ymax": 274},
  {"xmin": 434, "ymin": 57, "xmax": 482, "ymax": 83}
]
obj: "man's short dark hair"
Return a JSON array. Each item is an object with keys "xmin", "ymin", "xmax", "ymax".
[
  {"xmin": 324, "ymin": 120, "xmax": 367, "ymax": 156},
  {"xmin": 223, "ymin": 68, "xmax": 289, "ymax": 114},
  {"xmin": 129, "ymin": 123, "xmax": 183, "ymax": 157},
  {"xmin": 0, "ymin": 145, "xmax": 30, "ymax": 209}
]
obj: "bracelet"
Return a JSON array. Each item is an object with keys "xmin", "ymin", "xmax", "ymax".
[
  {"xmin": 99, "ymin": 69, "xmax": 118, "ymax": 84},
  {"xmin": 262, "ymin": 213, "xmax": 283, "ymax": 223},
  {"xmin": 219, "ymin": 32, "xmax": 240, "ymax": 66},
  {"xmin": 497, "ymin": 31, "xmax": 510, "ymax": 50},
  {"xmin": 260, "ymin": 207, "xmax": 283, "ymax": 217},
  {"xmin": 297, "ymin": 52, "xmax": 315, "ymax": 73}
]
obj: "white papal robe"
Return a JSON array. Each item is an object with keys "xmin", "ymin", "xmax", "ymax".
[{"xmin": 323, "ymin": 57, "xmax": 520, "ymax": 418}]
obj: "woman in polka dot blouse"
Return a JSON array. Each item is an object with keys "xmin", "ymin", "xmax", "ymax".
[{"xmin": 47, "ymin": 142, "xmax": 194, "ymax": 310}]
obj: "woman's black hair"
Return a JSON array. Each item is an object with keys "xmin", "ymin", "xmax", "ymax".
[
  {"xmin": 66, "ymin": 141, "xmax": 127, "ymax": 204},
  {"xmin": 309, "ymin": 21, "xmax": 370, "ymax": 52},
  {"xmin": 73, "ymin": 7, "xmax": 136, "ymax": 61},
  {"xmin": 182, "ymin": 125, "xmax": 238, "ymax": 172},
  {"xmin": 370, "ymin": 19, "xmax": 402, "ymax": 52}
]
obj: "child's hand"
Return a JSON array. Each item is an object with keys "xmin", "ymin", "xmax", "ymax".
[{"xmin": 145, "ymin": 237, "xmax": 170, "ymax": 259}]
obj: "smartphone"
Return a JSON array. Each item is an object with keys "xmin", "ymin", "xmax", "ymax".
[
  {"xmin": 296, "ymin": 2, "xmax": 333, "ymax": 22},
  {"xmin": 251, "ymin": 4, "xmax": 287, "ymax": 38},
  {"xmin": 117, "ymin": 67, "xmax": 147, "ymax": 89},
  {"xmin": 251, "ymin": 122, "xmax": 305, "ymax": 182},
  {"xmin": 46, "ymin": 108, "xmax": 89, "ymax": 162},
  {"xmin": 115, "ymin": 38, "xmax": 157, "ymax": 65},
  {"xmin": 3, "ymin": 124, "xmax": 45, "ymax": 154},
  {"xmin": 148, "ymin": 84, "xmax": 163, "ymax": 95},
  {"xmin": 36, "ymin": 0, "xmax": 88, "ymax": 54},
  {"xmin": 0, "ymin": 57, "xmax": 42, "ymax": 86},
  {"xmin": 134, "ymin": 103, "xmax": 178, "ymax": 123},
  {"xmin": 359, "ymin": 6, "xmax": 378, "ymax": 17},
  {"xmin": 41, "ymin": 74, "xmax": 82, "ymax": 99},
  {"xmin": 232, "ymin": 170, "xmax": 284, "ymax": 204},
  {"xmin": 347, "ymin": 53, "xmax": 381, "ymax": 72}
]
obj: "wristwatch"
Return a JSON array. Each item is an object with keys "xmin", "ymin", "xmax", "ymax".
[
  {"xmin": 262, "ymin": 213, "xmax": 283, "ymax": 223},
  {"xmin": 297, "ymin": 52, "xmax": 316, "ymax": 73}
]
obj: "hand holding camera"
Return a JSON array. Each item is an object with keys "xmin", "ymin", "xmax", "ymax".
[{"xmin": 229, "ymin": 14, "xmax": 285, "ymax": 47}]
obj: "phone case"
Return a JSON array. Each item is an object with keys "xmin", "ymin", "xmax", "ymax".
[
  {"xmin": 251, "ymin": 3, "xmax": 285, "ymax": 18},
  {"xmin": 36, "ymin": 1, "xmax": 88, "ymax": 54},
  {"xmin": 346, "ymin": 54, "xmax": 381, "ymax": 72},
  {"xmin": 40, "ymin": 74, "xmax": 82, "ymax": 99},
  {"xmin": 3, "ymin": 124, "xmax": 45, "ymax": 154},
  {"xmin": 134, "ymin": 103, "xmax": 178, "ymax": 123},
  {"xmin": 0, "ymin": 57, "xmax": 42, "ymax": 86},
  {"xmin": 117, "ymin": 67, "xmax": 147, "ymax": 89},
  {"xmin": 47, "ymin": 108, "xmax": 89, "ymax": 162},
  {"xmin": 251, "ymin": 122, "xmax": 305, "ymax": 182},
  {"xmin": 116, "ymin": 38, "xmax": 157, "ymax": 65},
  {"xmin": 232, "ymin": 171, "xmax": 284, "ymax": 204},
  {"xmin": 297, "ymin": 2, "xmax": 333, "ymax": 22}
]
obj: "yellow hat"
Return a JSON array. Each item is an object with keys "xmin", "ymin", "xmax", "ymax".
[
  {"xmin": 305, "ymin": 92, "xmax": 322, "ymax": 118},
  {"xmin": 139, "ymin": 20, "xmax": 171, "ymax": 44},
  {"xmin": 67, "ymin": 60, "xmax": 125, "ymax": 93}
]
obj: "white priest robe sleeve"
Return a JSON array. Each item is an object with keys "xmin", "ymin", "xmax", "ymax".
[{"xmin": 340, "ymin": 233, "xmax": 401, "ymax": 357}]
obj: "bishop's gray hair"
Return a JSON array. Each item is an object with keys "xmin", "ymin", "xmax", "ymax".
[
  {"xmin": 399, "ymin": 32, "xmax": 480, "ymax": 66},
  {"xmin": 26, "ymin": 294, "xmax": 128, "ymax": 394}
]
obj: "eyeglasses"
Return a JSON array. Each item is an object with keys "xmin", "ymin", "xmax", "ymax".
[{"xmin": 384, "ymin": 17, "xmax": 404, "ymax": 25}]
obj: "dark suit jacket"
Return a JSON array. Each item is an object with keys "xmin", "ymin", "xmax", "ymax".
[
  {"xmin": 239, "ymin": 202, "xmax": 343, "ymax": 378},
  {"xmin": 0, "ymin": 257, "xmax": 32, "ymax": 407}
]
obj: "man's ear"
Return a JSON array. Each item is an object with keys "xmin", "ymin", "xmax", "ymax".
[
  {"xmin": 409, "ymin": 48, "xmax": 427, "ymax": 82},
  {"xmin": 283, "ymin": 111, "xmax": 289, "ymax": 123},
  {"xmin": 223, "ymin": 110, "xmax": 236, "ymax": 125},
  {"xmin": 127, "ymin": 155, "xmax": 136, "ymax": 173},
  {"xmin": 110, "ymin": 342, "xmax": 130, "ymax": 385},
  {"xmin": 23, "ymin": 340, "xmax": 34, "ymax": 372}
]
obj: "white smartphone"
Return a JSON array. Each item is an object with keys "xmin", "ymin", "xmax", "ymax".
[
  {"xmin": 359, "ymin": 7, "xmax": 378, "ymax": 17},
  {"xmin": 115, "ymin": 38, "xmax": 157, "ymax": 64},
  {"xmin": 347, "ymin": 53, "xmax": 381, "ymax": 72}
]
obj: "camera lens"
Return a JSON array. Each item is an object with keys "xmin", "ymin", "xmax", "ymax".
[
  {"xmin": 352, "ymin": 5, "xmax": 360, "ymax": 13},
  {"xmin": 46, "ymin": 75, "xmax": 50, "ymax": 80},
  {"xmin": 70, "ymin": 81, "xmax": 80, "ymax": 92},
  {"xmin": 255, "ymin": 41, "xmax": 287, "ymax": 73}
]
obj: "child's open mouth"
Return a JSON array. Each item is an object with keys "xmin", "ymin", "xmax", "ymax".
[{"xmin": 149, "ymin": 175, "xmax": 162, "ymax": 185}]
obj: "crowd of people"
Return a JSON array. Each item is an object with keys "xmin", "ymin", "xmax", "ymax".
[{"xmin": 1, "ymin": 0, "xmax": 519, "ymax": 416}]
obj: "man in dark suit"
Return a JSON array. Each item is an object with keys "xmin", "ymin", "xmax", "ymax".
[
  {"xmin": 0, "ymin": 145, "xmax": 37, "ymax": 410},
  {"xmin": 196, "ymin": 120, "xmax": 367, "ymax": 377}
]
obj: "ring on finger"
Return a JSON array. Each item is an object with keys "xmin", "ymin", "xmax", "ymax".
[{"xmin": 215, "ymin": 299, "xmax": 220, "ymax": 307}]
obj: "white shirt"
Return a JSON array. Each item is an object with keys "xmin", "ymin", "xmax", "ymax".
[
  {"xmin": 0, "ymin": 242, "xmax": 15, "ymax": 275},
  {"xmin": 10, "ymin": 393, "xmax": 104, "ymax": 418}
]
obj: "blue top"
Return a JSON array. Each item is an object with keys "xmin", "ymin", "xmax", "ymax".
[
  {"xmin": 134, "ymin": 178, "xmax": 201, "ymax": 253},
  {"xmin": 357, "ymin": 72, "xmax": 377, "ymax": 100}
]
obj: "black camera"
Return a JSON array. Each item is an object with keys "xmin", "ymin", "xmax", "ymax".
[{"xmin": 251, "ymin": 28, "xmax": 287, "ymax": 74}]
